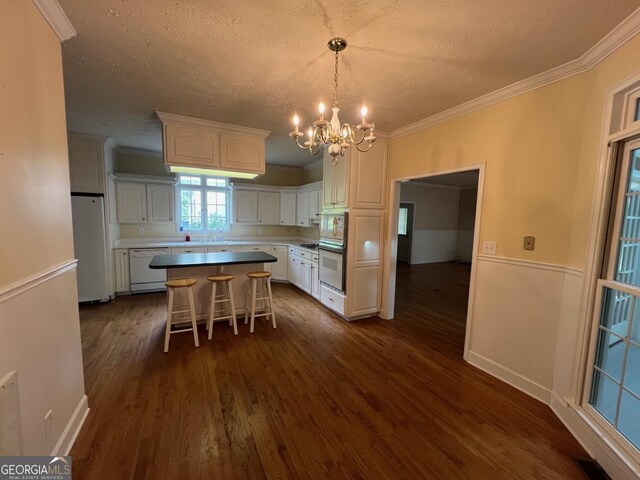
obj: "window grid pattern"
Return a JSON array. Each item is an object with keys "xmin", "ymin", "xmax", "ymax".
[
  {"xmin": 177, "ymin": 174, "xmax": 230, "ymax": 232},
  {"xmin": 590, "ymin": 147, "xmax": 640, "ymax": 450}
]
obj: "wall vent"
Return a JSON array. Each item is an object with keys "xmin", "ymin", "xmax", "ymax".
[{"xmin": 0, "ymin": 371, "xmax": 24, "ymax": 455}]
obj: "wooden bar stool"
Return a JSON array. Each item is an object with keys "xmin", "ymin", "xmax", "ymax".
[
  {"xmin": 164, "ymin": 278, "xmax": 199, "ymax": 353},
  {"xmin": 244, "ymin": 271, "xmax": 276, "ymax": 333},
  {"xmin": 207, "ymin": 274, "xmax": 238, "ymax": 339}
]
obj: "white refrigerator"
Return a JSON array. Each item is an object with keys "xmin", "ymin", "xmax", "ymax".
[{"xmin": 71, "ymin": 194, "xmax": 110, "ymax": 302}]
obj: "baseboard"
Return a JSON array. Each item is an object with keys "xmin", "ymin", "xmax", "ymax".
[
  {"xmin": 550, "ymin": 395, "xmax": 640, "ymax": 480},
  {"xmin": 467, "ymin": 351, "xmax": 551, "ymax": 404},
  {"xmin": 51, "ymin": 394, "xmax": 89, "ymax": 456}
]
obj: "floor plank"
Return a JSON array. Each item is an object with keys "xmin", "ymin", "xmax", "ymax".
[{"xmin": 70, "ymin": 262, "xmax": 590, "ymax": 479}]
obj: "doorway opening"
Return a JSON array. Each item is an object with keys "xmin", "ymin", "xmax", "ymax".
[{"xmin": 390, "ymin": 168, "xmax": 481, "ymax": 356}]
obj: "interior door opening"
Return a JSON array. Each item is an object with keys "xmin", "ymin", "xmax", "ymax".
[{"xmin": 392, "ymin": 169, "xmax": 480, "ymax": 356}]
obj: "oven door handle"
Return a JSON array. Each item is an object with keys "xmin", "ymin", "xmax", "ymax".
[{"xmin": 318, "ymin": 244, "xmax": 345, "ymax": 254}]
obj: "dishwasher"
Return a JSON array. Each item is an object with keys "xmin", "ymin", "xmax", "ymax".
[{"xmin": 129, "ymin": 248, "xmax": 169, "ymax": 293}]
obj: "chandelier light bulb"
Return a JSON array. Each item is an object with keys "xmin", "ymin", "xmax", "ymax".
[
  {"xmin": 319, "ymin": 102, "xmax": 325, "ymax": 114},
  {"xmin": 361, "ymin": 105, "xmax": 368, "ymax": 118},
  {"xmin": 307, "ymin": 128, "xmax": 314, "ymax": 139},
  {"xmin": 293, "ymin": 113, "xmax": 300, "ymax": 133}
]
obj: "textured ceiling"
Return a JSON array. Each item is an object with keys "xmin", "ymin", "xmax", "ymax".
[{"xmin": 59, "ymin": 0, "xmax": 640, "ymax": 166}]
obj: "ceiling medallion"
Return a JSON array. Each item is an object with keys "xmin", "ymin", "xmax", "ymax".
[{"xmin": 289, "ymin": 37, "xmax": 376, "ymax": 160}]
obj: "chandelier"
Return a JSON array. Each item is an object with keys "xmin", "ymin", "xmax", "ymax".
[{"xmin": 289, "ymin": 37, "xmax": 376, "ymax": 159}]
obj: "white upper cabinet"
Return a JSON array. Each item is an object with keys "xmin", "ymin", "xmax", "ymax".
[
  {"xmin": 163, "ymin": 123, "xmax": 220, "ymax": 168},
  {"xmin": 258, "ymin": 191, "xmax": 280, "ymax": 224},
  {"xmin": 234, "ymin": 190, "xmax": 258, "ymax": 223},
  {"xmin": 157, "ymin": 112, "xmax": 269, "ymax": 177},
  {"xmin": 280, "ymin": 192, "xmax": 297, "ymax": 226},
  {"xmin": 117, "ymin": 182, "xmax": 147, "ymax": 223},
  {"xmin": 68, "ymin": 133, "xmax": 108, "ymax": 194},
  {"xmin": 147, "ymin": 184, "xmax": 174, "ymax": 223},
  {"xmin": 117, "ymin": 181, "xmax": 175, "ymax": 224},
  {"xmin": 323, "ymin": 151, "xmax": 349, "ymax": 209},
  {"xmin": 296, "ymin": 191, "xmax": 310, "ymax": 227},
  {"xmin": 220, "ymin": 132, "xmax": 265, "ymax": 174},
  {"xmin": 322, "ymin": 139, "xmax": 388, "ymax": 210}
]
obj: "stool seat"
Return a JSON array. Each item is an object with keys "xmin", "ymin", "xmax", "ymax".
[
  {"xmin": 166, "ymin": 278, "xmax": 197, "ymax": 288},
  {"xmin": 207, "ymin": 274, "xmax": 235, "ymax": 282},
  {"xmin": 247, "ymin": 271, "xmax": 272, "ymax": 279}
]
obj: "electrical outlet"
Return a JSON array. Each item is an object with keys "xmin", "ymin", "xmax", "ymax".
[
  {"xmin": 139, "ymin": 228, "xmax": 145, "ymax": 236},
  {"xmin": 482, "ymin": 241, "xmax": 497, "ymax": 255},
  {"xmin": 44, "ymin": 409, "xmax": 53, "ymax": 440}
]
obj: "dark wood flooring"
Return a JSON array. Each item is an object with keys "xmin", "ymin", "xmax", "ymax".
[{"xmin": 70, "ymin": 262, "xmax": 591, "ymax": 479}]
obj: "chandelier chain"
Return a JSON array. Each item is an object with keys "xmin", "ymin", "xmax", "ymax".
[{"xmin": 333, "ymin": 49, "xmax": 339, "ymax": 108}]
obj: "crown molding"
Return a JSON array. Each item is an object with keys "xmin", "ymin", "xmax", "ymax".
[
  {"xmin": 391, "ymin": 6, "xmax": 640, "ymax": 140},
  {"xmin": 32, "ymin": 0, "xmax": 76, "ymax": 42}
]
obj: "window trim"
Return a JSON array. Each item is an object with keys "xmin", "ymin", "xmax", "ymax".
[
  {"xmin": 175, "ymin": 174, "xmax": 232, "ymax": 233},
  {"xmin": 623, "ymin": 85, "xmax": 640, "ymax": 129}
]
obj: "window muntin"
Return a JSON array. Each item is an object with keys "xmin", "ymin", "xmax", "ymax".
[
  {"xmin": 177, "ymin": 174, "xmax": 230, "ymax": 232},
  {"xmin": 590, "ymin": 142, "xmax": 640, "ymax": 451}
]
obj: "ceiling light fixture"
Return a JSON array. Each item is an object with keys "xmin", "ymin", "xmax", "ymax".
[{"xmin": 290, "ymin": 37, "xmax": 376, "ymax": 160}]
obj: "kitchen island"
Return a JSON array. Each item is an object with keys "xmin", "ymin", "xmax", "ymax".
[{"xmin": 149, "ymin": 251, "xmax": 277, "ymax": 321}]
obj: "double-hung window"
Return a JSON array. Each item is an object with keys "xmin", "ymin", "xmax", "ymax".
[{"xmin": 176, "ymin": 174, "xmax": 231, "ymax": 233}]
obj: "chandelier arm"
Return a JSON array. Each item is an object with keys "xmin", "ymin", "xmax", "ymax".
[
  {"xmin": 355, "ymin": 142, "xmax": 374, "ymax": 153},
  {"xmin": 294, "ymin": 137, "xmax": 313, "ymax": 151},
  {"xmin": 344, "ymin": 124, "xmax": 367, "ymax": 145}
]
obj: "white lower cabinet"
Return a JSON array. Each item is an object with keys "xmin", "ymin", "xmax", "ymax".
[
  {"xmin": 270, "ymin": 245, "xmax": 288, "ymax": 280},
  {"xmin": 114, "ymin": 248, "xmax": 130, "ymax": 293},
  {"xmin": 287, "ymin": 249, "xmax": 296, "ymax": 283},
  {"xmin": 320, "ymin": 284, "xmax": 346, "ymax": 316},
  {"xmin": 207, "ymin": 245, "xmax": 241, "ymax": 253},
  {"xmin": 311, "ymin": 261, "xmax": 320, "ymax": 300}
]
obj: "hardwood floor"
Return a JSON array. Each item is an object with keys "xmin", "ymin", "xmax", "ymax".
[{"xmin": 71, "ymin": 263, "xmax": 591, "ymax": 479}]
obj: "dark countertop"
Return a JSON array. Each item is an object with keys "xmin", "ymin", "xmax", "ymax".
[{"xmin": 149, "ymin": 251, "xmax": 277, "ymax": 269}]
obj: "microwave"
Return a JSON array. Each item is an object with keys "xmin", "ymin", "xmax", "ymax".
[{"xmin": 319, "ymin": 213, "xmax": 347, "ymax": 247}]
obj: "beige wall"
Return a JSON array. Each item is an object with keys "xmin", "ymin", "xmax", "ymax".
[
  {"xmin": 235, "ymin": 164, "xmax": 303, "ymax": 186},
  {"xmin": 0, "ymin": 1, "xmax": 85, "ymax": 455},
  {"xmin": 400, "ymin": 183, "xmax": 460, "ymax": 230},
  {"xmin": 390, "ymin": 73, "xmax": 588, "ymax": 267},
  {"xmin": 115, "ymin": 149, "xmax": 173, "ymax": 178}
]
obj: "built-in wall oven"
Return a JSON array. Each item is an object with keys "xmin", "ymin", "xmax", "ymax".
[{"xmin": 318, "ymin": 213, "xmax": 347, "ymax": 292}]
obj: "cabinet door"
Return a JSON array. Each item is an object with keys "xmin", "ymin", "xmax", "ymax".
[
  {"xmin": 295, "ymin": 258, "xmax": 304, "ymax": 288},
  {"xmin": 271, "ymin": 246, "xmax": 288, "ymax": 280},
  {"xmin": 280, "ymin": 192, "xmax": 297, "ymax": 225},
  {"xmin": 302, "ymin": 261, "xmax": 312, "ymax": 293},
  {"xmin": 147, "ymin": 184, "xmax": 175, "ymax": 223},
  {"xmin": 308, "ymin": 189, "xmax": 319, "ymax": 222},
  {"xmin": 117, "ymin": 182, "xmax": 147, "ymax": 223},
  {"xmin": 114, "ymin": 249, "xmax": 130, "ymax": 293},
  {"xmin": 164, "ymin": 124, "xmax": 220, "ymax": 168},
  {"xmin": 350, "ymin": 139, "xmax": 388, "ymax": 209},
  {"xmin": 170, "ymin": 246, "xmax": 206, "ymax": 254},
  {"xmin": 258, "ymin": 191, "xmax": 280, "ymax": 225},
  {"xmin": 219, "ymin": 132, "xmax": 265, "ymax": 174},
  {"xmin": 68, "ymin": 134, "xmax": 105, "ymax": 194},
  {"xmin": 311, "ymin": 263, "xmax": 320, "ymax": 299},
  {"xmin": 296, "ymin": 191, "xmax": 310, "ymax": 227},
  {"xmin": 332, "ymin": 154, "xmax": 349, "ymax": 208},
  {"xmin": 234, "ymin": 190, "xmax": 258, "ymax": 223},
  {"xmin": 322, "ymin": 155, "xmax": 334, "ymax": 208},
  {"xmin": 287, "ymin": 255, "xmax": 296, "ymax": 283}
]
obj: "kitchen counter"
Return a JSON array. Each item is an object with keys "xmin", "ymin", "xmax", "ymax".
[
  {"xmin": 113, "ymin": 237, "xmax": 318, "ymax": 252},
  {"xmin": 149, "ymin": 251, "xmax": 277, "ymax": 269}
]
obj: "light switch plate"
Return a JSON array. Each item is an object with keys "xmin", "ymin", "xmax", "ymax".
[{"xmin": 523, "ymin": 236, "xmax": 535, "ymax": 250}]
